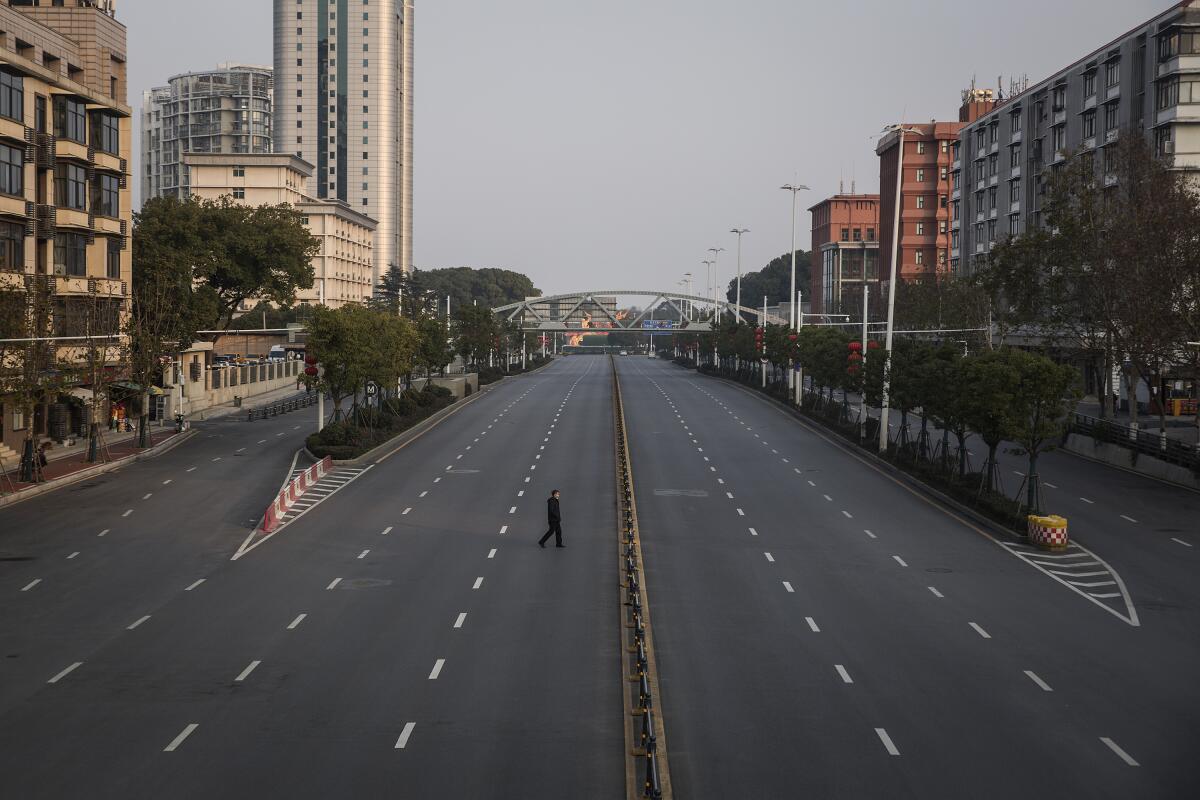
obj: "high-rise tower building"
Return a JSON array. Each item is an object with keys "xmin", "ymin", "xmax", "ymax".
[
  {"xmin": 273, "ymin": 0, "xmax": 413, "ymax": 287},
  {"xmin": 141, "ymin": 63, "xmax": 274, "ymax": 202}
]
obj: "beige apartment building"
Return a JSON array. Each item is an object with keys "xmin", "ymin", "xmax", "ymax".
[
  {"xmin": 184, "ymin": 152, "xmax": 376, "ymax": 308},
  {"xmin": 0, "ymin": 0, "xmax": 132, "ymax": 463}
]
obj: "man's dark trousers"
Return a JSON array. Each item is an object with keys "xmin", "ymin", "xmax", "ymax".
[{"xmin": 539, "ymin": 521, "xmax": 562, "ymax": 547}]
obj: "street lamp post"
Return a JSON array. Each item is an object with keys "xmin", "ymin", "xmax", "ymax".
[
  {"xmin": 730, "ymin": 228, "xmax": 749, "ymax": 320},
  {"xmin": 878, "ymin": 124, "xmax": 922, "ymax": 454},
  {"xmin": 701, "ymin": 260, "xmax": 715, "ymax": 320},
  {"xmin": 708, "ymin": 247, "xmax": 725, "ymax": 320},
  {"xmin": 781, "ymin": 184, "xmax": 809, "ymax": 396}
]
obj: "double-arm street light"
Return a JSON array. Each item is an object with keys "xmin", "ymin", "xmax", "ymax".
[
  {"xmin": 708, "ymin": 247, "xmax": 725, "ymax": 319},
  {"xmin": 877, "ymin": 124, "xmax": 924, "ymax": 454},
  {"xmin": 701, "ymin": 260, "xmax": 715, "ymax": 320},
  {"xmin": 730, "ymin": 228, "xmax": 749, "ymax": 318},
  {"xmin": 781, "ymin": 183, "xmax": 810, "ymax": 398}
]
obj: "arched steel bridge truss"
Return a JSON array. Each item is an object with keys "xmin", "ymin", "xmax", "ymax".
[{"xmin": 492, "ymin": 291, "xmax": 789, "ymax": 333}]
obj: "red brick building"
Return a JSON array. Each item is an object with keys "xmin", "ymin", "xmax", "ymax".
[
  {"xmin": 875, "ymin": 92, "xmax": 995, "ymax": 285},
  {"xmin": 808, "ymin": 194, "xmax": 880, "ymax": 316}
]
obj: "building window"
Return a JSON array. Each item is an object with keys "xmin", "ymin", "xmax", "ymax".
[
  {"xmin": 939, "ymin": 220, "xmax": 947, "ymax": 234},
  {"xmin": 1082, "ymin": 111, "xmax": 1096, "ymax": 138},
  {"xmin": 852, "ymin": 228, "xmax": 861, "ymax": 241},
  {"xmin": 1083, "ymin": 71, "xmax": 1097, "ymax": 97},
  {"xmin": 54, "ymin": 232, "xmax": 87, "ymax": 277},
  {"xmin": 1159, "ymin": 30, "xmax": 1200, "ymax": 61},
  {"xmin": 916, "ymin": 169, "xmax": 925, "ymax": 182},
  {"xmin": 0, "ymin": 220, "xmax": 23, "ymax": 270},
  {"xmin": 916, "ymin": 141, "xmax": 925, "ymax": 155},
  {"xmin": 232, "ymin": 188, "xmax": 245, "ymax": 199},
  {"xmin": 940, "ymin": 140, "xmax": 949, "ymax": 153},
  {"xmin": 988, "ymin": 154, "xmax": 998, "ymax": 176},
  {"xmin": 987, "ymin": 219, "xmax": 997, "ymax": 242},
  {"xmin": 915, "ymin": 221, "xmax": 924, "ymax": 236},
  {"xmin": 1104, "ymin": 102, "xmax": 1119, "ymax": 131},
  {"xmin": 93, "ymin": 173, "xmax": 120, "ymax": 217},
  {"xmin": 987, "ymin": 186, "xmax": 997, "ymax": 210},
  {"xmin": 0, "ymin": 142, "xmax": 22, "ymax": 196},
  {"xmin": 914, "ymin": 250, "xmax": 924, "ymax": 265},
  {"xmin": 1052, "ymin": 85, "xmax": 1066, "ymax": 111},
  {"xmin": 838, "ymin": 227, "xmax": 848, "ymax": 241},
  {"xmin": 1154, "ymin": 126, "xmax": 1173, "ymax": 158},
  {"xmin": 1010, "ymin": 179, "xmax": 1021, "ymax": 203},
  {"xmin": 55, "ymin": 163, "xmax": 87, "ymax": 210},
  {"xmin": 1105, "ymin": 60, "xmax": 1120, "ymax": 89},
  {"xmin": 939, "ymin": 166, "xmax": 948, "ymax": 180},
  {"xmin": 233, "ymin": 166, "xmax": 245, "ymax": 177},
  {"xmin": 1053, "ymin": 125, "xmax": 1066, "ymax": 152},
  {"xmin": 1008, "ymin": 215, "xmax": 1020, "ymax": 236},
  {"xmin": 0, "ymin": 71, "xmax": 23, "ymax": 123},
  {"xmin": 940, "ymin": 195, "xmax": 948, "ymax": 208},
  {"xmin": 1011, "ymin": 111, "xmax": 1022, "ymax": 133},
  {"xmin": 53, "ymin": 96, "xmax": 87, "ymax": 143},
  {"xmin": 1009, "ymin": 145, "xmax": 1020, "ymax": 168},
  {"xmin": 106, "ymin": 237, "xmax": 120, "ymax": 279},
  {"xmin": 988, "ymin": 123, "xmax": 998, "ymax": 144},
  {"xmin": 916, "ymin": 195, "xmax": 925, "ymax": 209},
  {"xmin": 91, "ymin": 113, "xmax": 119, "ymax": 154}
]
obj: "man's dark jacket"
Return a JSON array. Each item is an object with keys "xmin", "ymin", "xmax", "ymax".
[{"xmin": 547, "ymin": 496, "xmax": 561, "ymax": 523}]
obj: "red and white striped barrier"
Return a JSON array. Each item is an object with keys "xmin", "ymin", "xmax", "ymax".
[
  {"xmin": 1027, "ymin": 514, "xmax": 1069, "ymax": 550},
  {"xmin": 262, "ymin": 456, "xmax": 332, "ymax": 533}
]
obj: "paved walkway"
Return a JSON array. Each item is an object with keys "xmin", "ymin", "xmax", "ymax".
[{"xmin": 0, "ymin": 429, "xmax": 183, "ymax": 494}]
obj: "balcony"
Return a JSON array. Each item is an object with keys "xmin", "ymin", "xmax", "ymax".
[
  {"xmin": 1105, "ymin": 128, "xmax": 1119, "ymax": 144},
  {"xmin": 1010, "ymin": 201, "xmax": 1020, "ymax": 214},
  {"xmin": 1081, "ymin": 136, "xmax": 1096, "ymax": 151},
  {"xmin": 989, "ymin": 208, "xmax": 998, "ymax": 219},
  {"xmin": 951, "ymin": 188, "xmax": 961, "ymax": 201},
  {"xmin": 0, "ymin": 116, "xmax": 24, "ymax": 143},
  {"xmin": 0, "ymin": 193, "xmax": 27, "ymax": 217},
  {"xmin": 94, "ymin": 150, "xmax": 122, "ymax": 174},
  {"xmin": 1105, "ymin": 84, "xmax": 1120, "ymax": 102},
  {"xmin": 1084, "ymin": 94, "xmax": 1097, "ymax": 111},
  {"xmin": 1053, "ymin": 108, "xmax": 1067, "ymax": 125},
  {"xmin": 951, "ymin": 248, "xmax": 960, "ymax": 258},
  {"xmin": 55, "ymin": 138, "xmax": 90, "ymax": 163},
  {"xmin": 56, "ymin": 207, "xmax": 90, "ymax": 230},
  {"xmin": 989, "ymin": 174, "xmax": 999, "ymax": 186},
  {"xmin": 1011, "ymin": 164, "xmax": 1021, "ymax": 179},
  {"xmin": 1104, "ymin": 173, "xmax": 1118, "ymax": 187},
  {"xmin": 951, "ymin": 158, "xmax": 961, "ymax": 172},
  {"xmin": 1011, "ymin": 129, "xmax": 1022, "ymax": 145},
  {"xmin": 976, "ymin": 178, "xmax": 985, "ymax": 191}
]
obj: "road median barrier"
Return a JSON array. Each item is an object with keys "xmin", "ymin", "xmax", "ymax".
[
  {"xmin": 1028, "ymin": 514, "xmax": 1069, "ymax": 550},
  {"xmin": 261, "ymin": 456, "xmax": 332, "ymax": 533},
  {"xmin": 612, "ymin": 356, "xmax": 671, "ymax": 800}
]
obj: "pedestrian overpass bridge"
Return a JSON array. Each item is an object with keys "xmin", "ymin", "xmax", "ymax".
[{"xmin": 492, "ymin": 290, "xmax": 789, "ymax": 333}]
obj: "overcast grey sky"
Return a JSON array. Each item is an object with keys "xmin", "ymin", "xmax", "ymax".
[{"xmin": 125, "ymin": 0, "xmax": 1159, "ymax": 296}]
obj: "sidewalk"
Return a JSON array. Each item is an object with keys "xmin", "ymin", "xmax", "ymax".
[
  {"xmin": 0, "ymin": 428, "xmax": 186, "ymax": 500},
  {"xmin": 1075, "ymin": 399, "xmax": 1198, "ymax": 446},
  {"xmin": 187, "ymin": 383, "xmax": 314, "ymax": 422}
]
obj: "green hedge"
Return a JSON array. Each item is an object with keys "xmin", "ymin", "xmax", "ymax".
[{"xmin": 307, "ymin": 384, "xmax": 455, "ymax": 459}]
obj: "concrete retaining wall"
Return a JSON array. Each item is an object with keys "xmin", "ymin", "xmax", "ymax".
[{"xmin": 1064, "ymin": 433, "xmax": 1200, "ymax": 491}]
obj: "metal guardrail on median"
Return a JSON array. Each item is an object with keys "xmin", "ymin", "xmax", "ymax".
[
  {"xmin": 1068, "ymin": 412, "xmax": 1199, "ymax": 471},
  {"xmin": 246, "ymin": 392, "xmax": 318, "ymax": 422}
]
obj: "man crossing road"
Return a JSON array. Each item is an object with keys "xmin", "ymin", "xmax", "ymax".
[{"xmin": 538, "ymin": 489, "xmax": 564, "ymax": 548}]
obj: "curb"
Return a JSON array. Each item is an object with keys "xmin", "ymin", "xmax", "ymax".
[
  {"xmin": 0, "ymin": 429, "xmax": 198, "ymax": 510},
  {"xmin": 697, "ymin": 370, "xmax": 1028, "ymax": 544}
]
